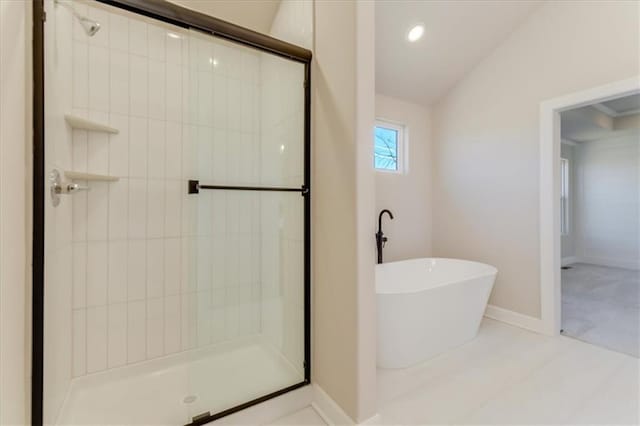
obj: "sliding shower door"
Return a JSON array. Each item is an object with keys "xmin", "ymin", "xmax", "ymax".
[
  {"xmin": 35, "ymin": 1, "xmax": 310, "ymax": 424},
  {"xmin": 181, "ymin": 31, "xmax": 309, "ymax": 423}
]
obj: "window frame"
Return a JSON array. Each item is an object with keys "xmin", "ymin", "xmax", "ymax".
[
  {"xmin": 374, "ymin": 119, "xmax": 406, "ymax": 174},
  {"xmin": 560, "ymin": 157, "xmax": 570, "ymax": 236}
]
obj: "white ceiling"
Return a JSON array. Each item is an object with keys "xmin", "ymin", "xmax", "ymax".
[
  {"xmin": 168, "ymin": 0, "xmax": 281, "ymax": 35},
  {"xmin": 594, "ymin": 93, "xmax": 640, "ymax": 117},
  {"xmin": 561, "ymin": 94, "xmax": 640, "ymax": 143},
  {"xmin": 375, "ymin": 0, "xmax": 542, "ymax": 106}
]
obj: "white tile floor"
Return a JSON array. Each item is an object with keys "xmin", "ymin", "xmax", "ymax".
[
  {"xmin": 376, "ymin": 319, "xmax": 639, "ymax": 425},
  {"xmin": 58, "ymin": 319, "xmax": 639, "ymax": 425},
  {"xmin": 562, "ymin": 263, "xmax": 639, "ymax": 357},
  {"xmin": 269, "ymin": 407, "xmax": 326, "ymax": 425},
  {"xmin": 57, "ymin": 338, "xmax": 303, "ymax": 425},
  {"xmin": 279, "ymin": 319, "xmax": 638, "ymax": 425}
]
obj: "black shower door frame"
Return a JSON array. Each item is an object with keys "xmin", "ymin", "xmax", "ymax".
[{"xmin": 31, "ymin": 1, "xmax": 312, "ymax": 424}]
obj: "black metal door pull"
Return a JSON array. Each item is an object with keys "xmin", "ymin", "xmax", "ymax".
[{"xmin": 188, "ymin": 179, "xmax": 309, "ymax": 196}]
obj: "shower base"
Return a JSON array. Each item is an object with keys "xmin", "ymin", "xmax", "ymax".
[{"xmin": 55, "ymin": 336, "xmax": 303, "ymax": 425}]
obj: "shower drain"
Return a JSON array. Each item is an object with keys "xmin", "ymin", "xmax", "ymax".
[{"xmin": 183, "ymin": 395, "xmax": 198, "ymax": 404}]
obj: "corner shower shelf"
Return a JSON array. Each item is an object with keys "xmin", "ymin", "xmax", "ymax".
[
  {"xmin": 64, "ymin": 114, "xmax": 119, "ymax": 134},
  {"xmin": 64, "ymin": 171, "xmax": 120, "ymax": 182}
]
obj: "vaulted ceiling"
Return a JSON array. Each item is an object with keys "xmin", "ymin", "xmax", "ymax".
[{"xmin": 375, "ymin": 0, "xmax": 543, "ymax": 106}]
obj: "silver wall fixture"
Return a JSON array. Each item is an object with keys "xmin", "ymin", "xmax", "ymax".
[
  {"xmin": 54, "ymin": 0, "xmax": 101, "ymax": 36},
  {"xmin": 49, "ymin": 169, "xmax": 89, "ymax": 207}
]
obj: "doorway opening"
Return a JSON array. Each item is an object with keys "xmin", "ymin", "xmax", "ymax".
[
  {"xmin": 558, "ymin": 94, "xmax": 639, "ymax": 356},
  {"xmin": 539, "ymin": 78, "xmax": 639, "ymax": 356}
]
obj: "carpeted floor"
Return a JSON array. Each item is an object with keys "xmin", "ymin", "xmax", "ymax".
[{"xmin": 561, "ymin": 263, "xmax": 639, "ymax": 357}]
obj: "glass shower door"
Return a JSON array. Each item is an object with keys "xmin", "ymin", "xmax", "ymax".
[{"xmin": 181, "ymin": 31, "xmax": 308, "ymax": 423}]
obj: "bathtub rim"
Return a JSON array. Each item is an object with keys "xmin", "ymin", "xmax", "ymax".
[{"xmin": 376, "ymin": 257, "xmax": 498, "ymax": 295}]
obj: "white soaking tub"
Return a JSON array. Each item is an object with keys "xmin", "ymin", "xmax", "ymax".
[{"xmin": 376, "ymin": 258, "xmax": 497, "ymax": 369}]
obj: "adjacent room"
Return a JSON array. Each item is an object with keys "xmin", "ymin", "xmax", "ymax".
[
  {"xmin": 560, "ymin": 94, "xmax": 640, "ymax": 357},
  {"xmin": 371, "ymin": 1, "xmax": 639, "ymax": 424}
]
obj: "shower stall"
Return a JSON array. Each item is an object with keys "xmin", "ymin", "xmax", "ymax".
[{"xmin": 32, "ymin": 0, "xmax": 311, "ymax": 424}]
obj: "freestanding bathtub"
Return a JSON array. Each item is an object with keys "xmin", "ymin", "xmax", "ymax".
[{"xmin": 376, "ymin": 258, "xmax": 497, "ymax": 369}]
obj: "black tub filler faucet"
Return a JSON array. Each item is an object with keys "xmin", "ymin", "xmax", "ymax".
[{"xmin": 376, "ymin": 209, "xmax": 394, "ymax": 264}]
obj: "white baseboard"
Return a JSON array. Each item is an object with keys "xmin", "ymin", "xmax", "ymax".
[
  {"xmin": 312, "ymin": 385, "xmax": 380, "ymax": 425},
  {"xmin": 561, "ymin": 255, "xmax": 639, "ymax": 270},
  {"xmin": 359, "ymin": 413, "xmax": 381, "ymax": 424},
  {"xmin": 312, "ymin": 385, "xmax": 354, "ymax": 425},
  {"xmin": 561, "ymin": 256, "xmax": 579, "ymax": 267},
  {"xmin": 578, "ymin": 256, "xmax": 639, "ymax": 271},
  {"xmin": 484, "ymin": 304, "xmax": 545, "ymax": 334}
]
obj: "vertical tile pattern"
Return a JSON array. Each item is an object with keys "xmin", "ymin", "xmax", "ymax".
[
  {"xmin": 127, "ymin": 300, "xmax": 146, "ymax": 363},
  {"xmin": 107, "ymin": 303, "xmax": 127, "ymax": 368},
  {"xmin": 72, "ymin": 310, "xmax": 87, "ymax": 376},
  {"xmin": 107, "ymin": 241, "xmax": 127, "ymax": 303},
  {"xmin": 69, "ymin": 5, "xmax": 281, "ymax": 378},
  {"xmin": 86, "ymin": 306, "xmax": 108, "ymax": 373}
]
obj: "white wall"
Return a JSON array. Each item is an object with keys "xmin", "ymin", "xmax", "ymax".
[
  {"xmin": 269, "ymin": 0, "xmax": 312, "ymax": 50},
  {"xmin": 432, "ymin": 0, "xmax": 640, "ymax": 318},
  {"xmin": 375, "ymin": 94, "xmax": 431, "ymax": 262},
  {"xmin": 355, "ymin": 1, "xmax": 377, "ymax": 419},
  {"xmin": 573, "ymin": 133, "xmax": 639, "ymax": 269},
  {"xmin": 313, "ymin": 0, "xmax": 377, "ymax": 421},
  {"xmin": 168, "ymin": 0, "xmax": 280, "ymax": 35},
  {"xmin": 0, "ymin": 1, "xmax": 29, "ymax": 424}
]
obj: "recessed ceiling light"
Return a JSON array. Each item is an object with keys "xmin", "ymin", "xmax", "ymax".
[
  {"xmin": 407, "ymin": 24, "xmax": 424, "ymax": 42},
  {"xmin": 167, "ymin": 32, "xmax": 181, "ymax": 39}
]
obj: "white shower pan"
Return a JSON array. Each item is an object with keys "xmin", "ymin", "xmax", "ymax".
[{"xmin": 56, "ymin": 337, "xmax": 302, "ymax": 425}]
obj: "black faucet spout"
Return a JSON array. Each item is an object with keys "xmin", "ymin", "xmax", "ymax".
[
  {"xmin": 378, "ymin": 209, "xmax": 394, "ymax": 234},
  {"xmin": 376, "ymin": 209, "xmax": 394, "ymax": 264}
]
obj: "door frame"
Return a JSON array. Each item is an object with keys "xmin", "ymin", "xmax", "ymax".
[
  {"xmin": 31, "ymin": 1, "xmax": 45, "ymax": 424},
  {"xmin": 539, "ymin": 76, "xmax": 640, "ymax": 336},
  {"xmin": 31, "ymin": 1, "xmax": 312, "ymax": 425}
]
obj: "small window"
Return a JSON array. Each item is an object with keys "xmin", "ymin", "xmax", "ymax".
[
  {"xmin": 560, "ymin": 158, "xmax": 570, "ymax": 236},
  {"xmin": 374, "ymin": 120, "xmax": 404, "ymax": 173}
]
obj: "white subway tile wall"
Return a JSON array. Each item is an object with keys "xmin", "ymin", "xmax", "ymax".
[{"xmin": 67, "ymin": 2, "xmax": 305, "ymax": 379}]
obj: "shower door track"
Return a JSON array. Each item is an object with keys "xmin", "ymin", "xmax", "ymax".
[{"xmin": 31, "ymin": 1, "xmax": 312, "ymax": 425}]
